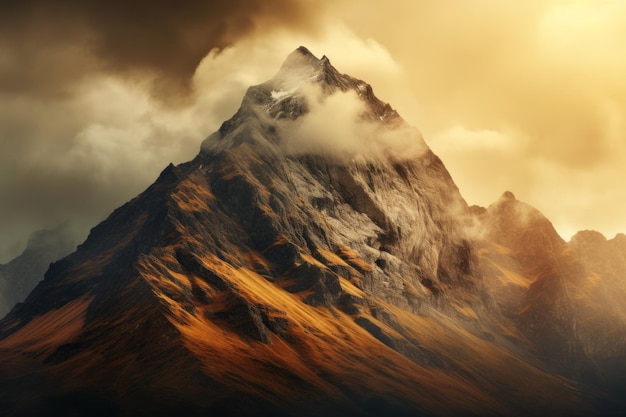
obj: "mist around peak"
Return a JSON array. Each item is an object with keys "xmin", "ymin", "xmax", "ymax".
[
  {"xmin": 201, "ymin": 48, "xmax": 428, "ymax": 161},
  {"xmin": 277, "ymin": 84, "xmax": 426, "ymax": 159}
]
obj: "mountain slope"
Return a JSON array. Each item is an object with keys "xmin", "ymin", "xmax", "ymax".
[{"xmin": 0, "ymin": 47, "xmax": 608, "ymax": 416}]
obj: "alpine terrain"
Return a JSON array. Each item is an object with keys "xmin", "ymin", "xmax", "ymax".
[{"xmin": 0, "ymin": 47, "xmax": 624, "ymax": 417}]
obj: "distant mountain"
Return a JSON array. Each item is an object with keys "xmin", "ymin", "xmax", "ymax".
[
  {"xmin": 477, "ymin": 192, "xmax": 626, "ymax": 412},
  {"xmin": 0, "ymin": 47, "xmax": 623, "ymax": 417},
  {"xmin": 0, "ymin": 224, "xmax": 75, "ymax": 318}
]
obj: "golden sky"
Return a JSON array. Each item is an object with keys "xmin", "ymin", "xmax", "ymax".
[{"xmin": 0, "ymin": 0, "xmax": 624, "ymax": 260}]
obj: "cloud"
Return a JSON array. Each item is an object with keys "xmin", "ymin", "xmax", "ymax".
[
  {"xmin": 335, "ymin": 1, "xmax": 626, "ymax": 163},
  {"xmin": 280, "ymin": 86, "xmax": 367, "ymax": 155},
  {"xmin": 277, "ymin": 84, "xmax": 425, "ymax": 159},
  {"xmin": 427, "ymin": 126, "xmax": 531, "ymax": 204},
  {"xmin": 0, "ymin": 76, "xmax": 203, "ymax": 262},
  {"xmin": 0, "ymin": 0, "xmax": 327, "ymax": 99},
  {"xmin": 191, "ymin": 25, "xmax": 415, "ymax": 159},
  {"xmin": 0, "ymin": 20, "xmax": 405, "ymax": 262},
  {"xmin": 330, "ymin": 0, "xmax": 626, "ymax": 238},
  {"xmin": 0, "ymin": 2, "xmax": 345, "ymax": 262}
]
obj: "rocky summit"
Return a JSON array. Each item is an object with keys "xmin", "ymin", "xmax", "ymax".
[{"xmin": 0, "ymin": 47, "xmax": 625, "ymax": 417}]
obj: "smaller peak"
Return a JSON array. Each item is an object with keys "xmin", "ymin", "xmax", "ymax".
[
  {"xmin": 296, "ymin": 46, "xmax": 314, "ymax": 56},
  {"xmin": 469, "ymin": 205, "xmax": 487, "ymax": 217},
  {"xmin": 612, "ymin": 233, "xmax": 626, "ymax": 246},
  {"xmin": 26, "ymin": 224, "xmax": 73, "ymax": 250},
  {"xmin": 570, "ymin": 230, "xmax": 607, "ymax": 246},
  {"xmin": 490, "ymin": 191, "xmax": 516, "ymax": 209},
  {"xmin": 271, "ymin": 46, "xmax": 347, "ymax": 93},
  {"xmin": 280, "ymin": 46, "xmax": 321, "ymax": 71},
  {"xmin": 488, "ymin": 190, "xmax": 537, "ymax": 218},
  {"xmin": 614, "ymin": 232, "xmax": 626, "ymax": 241},
  {"xmin": 501, "ymin": 191, "xmax": 516, "ymax": 201}
]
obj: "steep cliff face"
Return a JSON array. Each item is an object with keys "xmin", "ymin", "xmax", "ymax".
[
  {"xmin": 197, "ymin": 47, "xmax": 481, "ymax": 310},
  {"xmin": 0, "ymin": 47, "xmax": 617, "ymax": 416}
]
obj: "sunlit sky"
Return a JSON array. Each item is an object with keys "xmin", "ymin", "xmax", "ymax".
[{"xmin": 1, "ymin": 0, "xmax": 625, "ymax": 261}]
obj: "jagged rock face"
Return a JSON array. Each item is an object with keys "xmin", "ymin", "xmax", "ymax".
[
  {"xmin": 0, "ymin": 225, "xmax": 75, "ymax": 318},
  {"xmin": 0, "ymin": 47, "xmax": 614, "ymax": 416},
  {"xmin": 198, "ymin": 46, "xmax": 479, "ymax": 308}
]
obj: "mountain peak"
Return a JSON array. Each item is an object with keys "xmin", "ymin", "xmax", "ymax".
[
  {"xmin": 295, "ymin": 45, "xmax": 313, "ymax": 55},
  {"xmin": 279, "ymin": 46, "xmax": 320, "ymax": 71},
  {"xmin": 272, "ymin": 46, "xmax": 339, "ymax": 90},
  {"xmin": 201, "ymin": 47, "xmax": 405, "ymax": 155},
  {"xmin": 500, "ymin": 191, "xmax": 516, "ymax": 202},
  {"xmin": 288, "ymin": 45, "xmax": 317, "ymax": 61},
  {"xmin": 280, "ymin": 47, "xmax": 332, "ymax": 71},
  {"xmin": 570, "ymin": 229, "xmax": 607, "ymax": 246}
]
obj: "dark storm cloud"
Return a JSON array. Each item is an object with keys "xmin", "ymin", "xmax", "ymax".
[
  {"xmin": 0, "ymin": 0, "xmax": 321, "ymax": 97},
  {"xmin": 0, "ymin": 0, "xmax": 332, "ymax": 262}
]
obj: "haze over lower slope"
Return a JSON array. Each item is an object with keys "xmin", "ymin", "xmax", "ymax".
[{"xmin": 2, "ymin": 1, "xmax": 626, "ymax": 261}]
